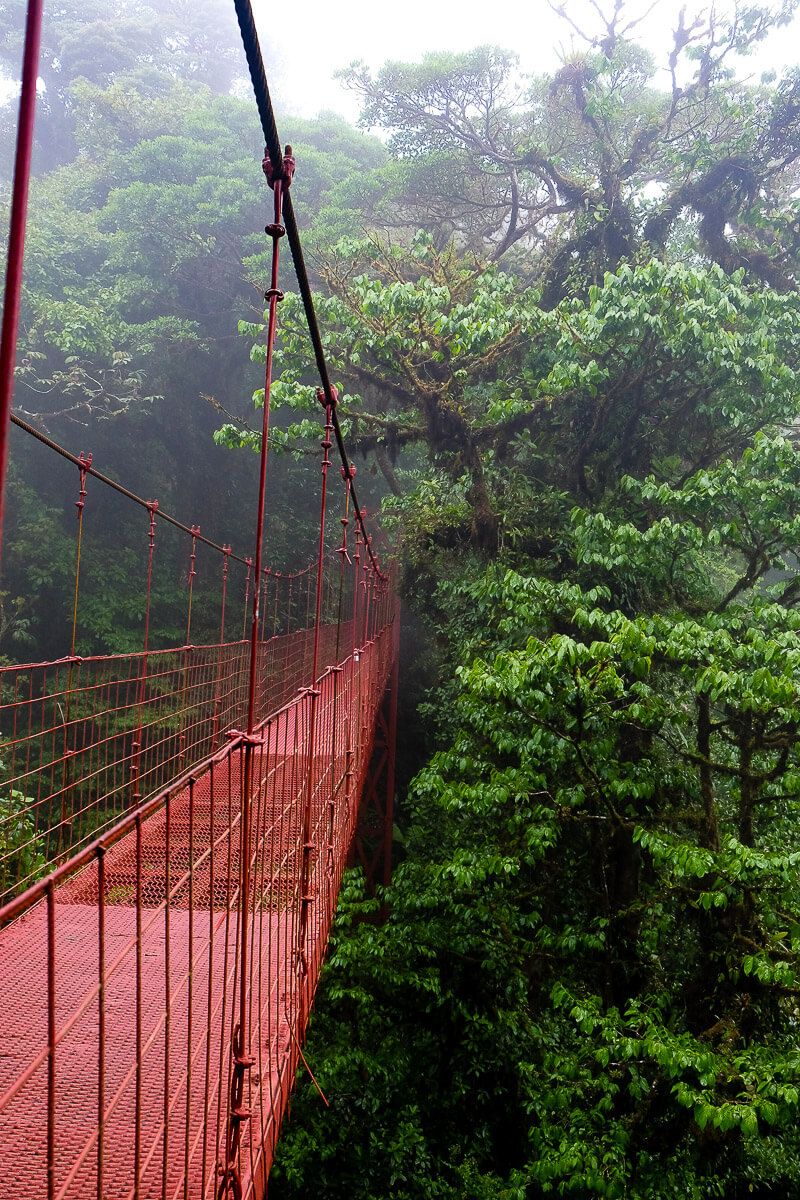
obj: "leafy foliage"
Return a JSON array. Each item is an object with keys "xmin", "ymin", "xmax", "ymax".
[
  {"xmin": 274, "ymin": 561, "xmax": 800, "ymax": 1197},
  {"xmin": 265, "ymin": 10, "xmax": 800, "ymax": 1198},
  {"xmin": 0, "ymin": 766, "xmax": 43, "ymax": 897}
]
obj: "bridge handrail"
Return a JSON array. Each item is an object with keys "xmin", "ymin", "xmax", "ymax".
[{"xmin": 0, "ymin": 621, "xmax": 394, "ymax": 928}]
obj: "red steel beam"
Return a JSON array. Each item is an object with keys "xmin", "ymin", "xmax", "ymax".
[{"xmin": 0, "ymin": 0, "xmax": 44, "ymax": 552}]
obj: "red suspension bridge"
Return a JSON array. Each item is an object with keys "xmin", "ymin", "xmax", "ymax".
[{"xmin": 0, "ymin": 3, "xmax": 399, "ymax": 1197}]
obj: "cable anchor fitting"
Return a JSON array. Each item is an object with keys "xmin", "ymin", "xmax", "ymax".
[
  {"xmin": 226, "ymin": 727, "xmax": 264, "ymax": 748},
  {"xmin": 262, "ymin": 143, "xmax": 296, "ymax": 190},
  {"xmin": 316, "ymin": 385, "xmax": 338, "ymax": 409},
  {"xmin": 75, "ymin": 451, "xmax": 92, "ymax": 516}
]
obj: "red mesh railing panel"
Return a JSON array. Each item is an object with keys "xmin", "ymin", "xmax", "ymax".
[
  {"xmin": 0, "ymin": 623, "xmax": 355, "ymax": 905},
  {"xmin": 0, "ymin": 622, "xmax": 396, "ymax": 1199}
]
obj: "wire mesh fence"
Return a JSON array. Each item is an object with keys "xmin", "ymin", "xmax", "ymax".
[{"xmin": 0, "ymin": 619, "xmax": 396, "ymax": 1199}]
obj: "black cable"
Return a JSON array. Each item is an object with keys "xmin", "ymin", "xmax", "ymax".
[{"xmin": 232, "ymin": 0, "xmax": 385, "ymax": 578}]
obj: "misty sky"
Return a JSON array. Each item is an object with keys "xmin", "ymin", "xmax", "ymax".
[{"xmin": 257, "ymin": 0, "xmax": 800, "ymax": 124}]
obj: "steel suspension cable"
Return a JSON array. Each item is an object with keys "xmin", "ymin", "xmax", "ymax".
[
  {"xmin": 10, "ymin": 413, "xmax": 252, "ymax": 566},
  {"xmin": 232, "ymin": 0, "xmax": 385, "ymax": 581}
]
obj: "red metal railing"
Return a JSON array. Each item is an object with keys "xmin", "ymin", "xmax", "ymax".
[
  {"xmin": 0, "ymin": 615, "xmax": 396, "ymax": 1199},
  {"xmin": 0, "ymin": 0, "xmax": 399, "ymax": 1193},
  {"xmin": 0, "ymin": 620, "xmax": 353, "ymax": 905}
]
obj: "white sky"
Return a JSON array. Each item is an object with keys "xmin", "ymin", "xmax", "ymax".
[{"xmin": 257, "ymin": 0, "xmax": 800, "ymax": 123}]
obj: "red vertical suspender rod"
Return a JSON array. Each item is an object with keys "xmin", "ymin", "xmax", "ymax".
[
  {"xmin": 218, "ymin": 143, "xmax": 294, "ymax": 1200},
  {"xmin": 309, "ymin": 393, "xmax": 335, "ymax": 688},
  {"xmin": 245, "ymin": 144, "xmax": 294, "ymax": 733},
  {"xmin": 0, "ymin": 0, "xmax": 44, "ymax": 551},
  {"xmin": 295, "ymin": 391, "xmax": 335, "ymax": 1014}
]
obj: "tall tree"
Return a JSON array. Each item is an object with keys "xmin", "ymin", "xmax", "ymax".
[
  {"xmin": 0, "ymin": 0, "xmax": 246, "ymax": 170},
  {"xmin": 261, "ymin": 6, "xmax": 800, "ymax": 1197},
  {"xmin": 337, "ymin": 2, "xmax": 800, "ymax": 301}
]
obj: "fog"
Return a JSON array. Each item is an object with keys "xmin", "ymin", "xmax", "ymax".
[{"xmin": 259, "ymin": 0, "xmax": 800, "ymax": 121}]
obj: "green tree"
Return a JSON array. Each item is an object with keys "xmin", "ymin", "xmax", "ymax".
[
  {"xmin": 273, "ymin": 443, "xmax": 800, "ymax": 1197},
  {"xmin": 268, "ymin": 251, "xmax": 800, "ymax": 1196},
  {"xmin": 0, "ymin": 0, "xmax": 246, "ymax": 170},
  {"xmin": 229, "ymin": 249, "xmax": 800, "ymax": 559},
  {"xmin": 339, "ymin": 3, "xmax": 800, "ymax": 298}
]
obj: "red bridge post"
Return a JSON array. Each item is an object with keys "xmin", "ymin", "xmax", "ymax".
[{"xmin": 0, "ymin": 0, "xmax": 44, "ymax": 551}]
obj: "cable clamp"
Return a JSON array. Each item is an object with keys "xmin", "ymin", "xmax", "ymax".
[
  {"xmin": 226, "ymin": 728, "xmax": 264, "ymax": 747},
  {"xmin": 265, "ymin": 222, "xmax": 286, "ymax": 238},
  {"xmin": 264, "ymin": 287, "xmax": 285, "ymax": 302},
  {"xmin": 262, "ymin": 143, "xmax": 296, "ymax": 189},
  {"xmin": 316, "ymin": 385, "xmax": 338, "ymax": 409}
]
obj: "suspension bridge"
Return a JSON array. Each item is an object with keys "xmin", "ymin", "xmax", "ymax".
[{"xmin": 0, "ymin": 2, "xmax": 399, "ymax": 1196}]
